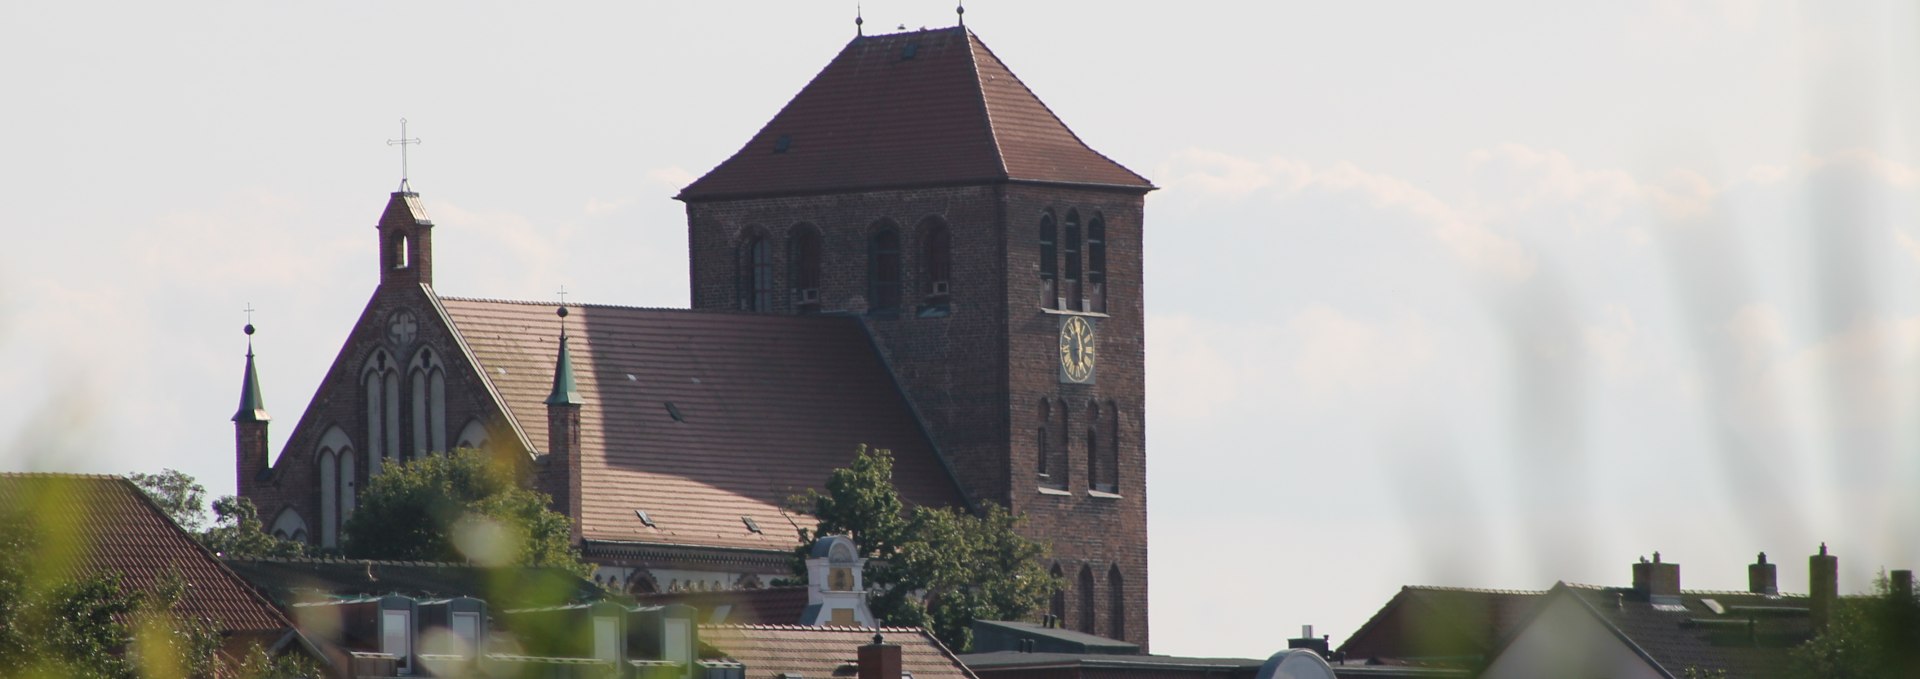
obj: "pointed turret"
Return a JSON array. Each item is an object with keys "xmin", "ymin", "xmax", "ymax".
[
  {"xmin": 544, "ymin": 305, "xmax": 584, "ymax": 542},
  {"xmin": 234, "ymin": 324, "xmax": 272, "ymax": 497}
]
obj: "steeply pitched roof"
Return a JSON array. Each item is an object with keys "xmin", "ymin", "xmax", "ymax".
[
  {"xmin": 678, "ymin": 27, "xmax": 1151, "ymax": 201},
  {"xmin": 633, "ymin": 586, "xmax": 810, "ymax": 625},
  {"xmin": 701, "ymin": 625, "xmax": 978, "ymax": 679},
  {"xmin": 1338, "ymin": 586, "xmax": 1545, "ymax": 665},
  {"xmin": 0, "ymin": 474, "xmax": 294, "ymax": 634},
  {"xmin": 437, "ymin": 298, "xmax": 967, "ymax": 551},
  {"xmin": 1538, "ymin": 583, "xmax": 1812, "ymax": 679}
]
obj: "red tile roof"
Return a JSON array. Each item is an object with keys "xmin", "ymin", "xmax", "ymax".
[
  {"xmin": 701, "ymin": 625, "xmax": 978, "ymax": 679},
  {"xmin": 678, "ymin": 27, "xmax": 1151, "ymax": 201},
  {"xmin": 0, "ymin": 474, "xmax": 295, "ymax": 634},
  {"xmin": 437, "ymin": 298, "xmax": 967, "ymax": 551},
  {"xmin": 634, "ymin": 586, "xmax": 811, "ymax": 625}
]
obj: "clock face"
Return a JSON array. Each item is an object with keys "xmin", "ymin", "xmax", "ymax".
[
  {"xmin": 387, "ymin": 310, "xmax": 418, "ymax": 348},
  {"xmin": 1058, "ymin": 316, "xmax": 1096, "ymax": 384}
]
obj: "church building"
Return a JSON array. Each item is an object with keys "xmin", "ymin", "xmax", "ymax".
[{"xmin": 232, "ymin": 24, "xmax": 1154, "ymax": 648}]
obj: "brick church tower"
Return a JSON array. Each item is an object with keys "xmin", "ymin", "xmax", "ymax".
[{"xmin": 678, "ymin": 26, "xmax": 1153, "ymax": 647}]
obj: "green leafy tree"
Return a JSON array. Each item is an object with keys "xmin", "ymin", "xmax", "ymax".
[
  {"xmin": 129, "ymin": 469, "xmax": 305, "ymax": 558},
  {"xmin": 1792, "ymin": 570, "xmax": 1920, "ymax": 678},
  {"xmin": 343, "ymin": 448, "xmax": 591, "ymax": 577},
  {"xmin": 792, "ymin": 446, "xmax": 1060, "ymax": 651}
]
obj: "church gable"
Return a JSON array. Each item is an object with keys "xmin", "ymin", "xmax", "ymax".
[
  {"xmin": 438, "ymin": 298, "xmax": 967, "ymax": 550},
  {"xmin": 677, "ymin": 27, "xmax": 1150, "ymax": 201}
]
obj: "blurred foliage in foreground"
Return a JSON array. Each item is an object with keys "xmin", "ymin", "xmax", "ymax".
[
  {"xmin": 1791, "ymin": 570, "xmax": 1920, "ymax": 679},
  {"xmin": 0, "ymin": 502, "xmax": 321, "ymax": 679},
  {"xmin": 128, "ymin": 470, "xmax": 306, "ymax": 559},
  {"xmin": 343, "ymin": 447, "xmax": 592, "ymax": 577}
]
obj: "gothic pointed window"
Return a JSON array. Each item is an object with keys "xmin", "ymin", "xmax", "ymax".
[
  {"xmin": 1039, "ymin": 213, "xmax": 1058, "ymax": 308},
  {"xmin": 738, "ymin": 233, "xmax": 772, "ymax": 312},
  {"xmin": 1077, "ymin": 564, "xmax": 1097, "ymax": 634},
  {"xmin": 1108, "ymin": 565, "xmax": 1126, "ymax": 640},
  {"xmin": 920, "ymin": 218, "xmax": 951, "ymax": 315},
  {"xmin": 1086, "ymin": 401, "xmax": 1100, "ymax": 492},
  {"xmin": 1036, "ymin": 399, "xmax": 1054, "ymax": 485},
  {"xmin": 408, "ymin": 346, "xmax": 447, "ymax": 457},
  {"xmin": 868, "ymin": 226, "xmax": 901, "ymax": 315},
  {"xmin": 362, "ymin": 351, "xmax": 400, "ymax": 477},
  {"xmin": 1087, "ymin": 214, "xmax": 1107, "ymax": 313},
  {"xmin": 1063, "ymin": 210, "xmax": 1083, "ymax": 310},
  {"xmin": 1098, "ymin": 400, "xmax": 1121, "ymax": 493},
  {"xmin": 788, "ymin": 224, "xmax": 821, "ymax": 313},
  {"xmin": 1049, "ymin": 563, "xmax": 1067, "ymax": 624}
]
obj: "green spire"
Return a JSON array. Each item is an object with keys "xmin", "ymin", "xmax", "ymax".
[
  {"xmin": 545, "ymin": 307, "xmax": 583, "ymax": 406},
  {"xmin": 233, "ymin": 324, "xmax": 270, "ymax": 423}
]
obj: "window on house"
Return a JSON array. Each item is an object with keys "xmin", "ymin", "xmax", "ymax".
[
  {"xmin": 788, "ymin": 225, "xmax": 821, "ymax": 313},
  {"xmin": 1087, "ymin": 215, "xmax": 1107, "ymax": 313},
  {"xmin": 393, "ymin": 234, "xmax": 410, "ymax": 269},
  {"xmin": 1108, "ymin": 565, "xmax": 1125, "ymax": 640},
  {"xmin": 738, "ymin": 235, "xmax": 772, "ymax": 312},
  {"xmin": 869, "ymin": 228, "xmax": 901, "ymax": 315},
  {"xmin": 1039, "ymin": 213, "xmax": 1057, "ymax": 308},
  {"xmin": 1063, "ymin": 210, "xmax": 1083, "ymax": 310},
  {"xmin": 1036, "ymin": 399, "xmax": 1054, "ymax": 484},
  {"xmin": 1099, "ymin": 400, "xmax": 1121, "ymax": 493},
  {"xmin": 1049, "ymin": 564, "xmax": 1067, "ymax": 624}
]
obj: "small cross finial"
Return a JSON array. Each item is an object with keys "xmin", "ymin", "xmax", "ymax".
[
  {"xmin": 386, "ymin": 118, "xmax": 422, "ymax": 191},
  {"xmin": 556, "ymin": 285, "xmax": 571, "ymax": 338},
  {"xmin": 855, "ymin": 3, "xmax": 863, "ymax": 35},
  {"xmin": 956, "ymin": 0, "xmax": 965, "ymax": 26},
  {"xmin": 243, "ymin": 303, "xmax": 257, "ymax": 353}
]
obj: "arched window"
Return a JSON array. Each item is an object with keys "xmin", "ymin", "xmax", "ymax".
[
  {"xmin": 1036, "ymin": 399, "xmax": 1054, "ymax": 484},
  {"xmin": 316, "ymin": 426, "xmax": 355, "ymax": 549},
  {"xmin": 1049, "ymin": 400, "xmax": 1071, "ymax": 489},
  {"xmin": 1049, "ymin": 563, "xmax": 1067, "ymax": 624},
  {"xmin": 1099, "ymin": 400, "xmax": 1121, "ymax": 493},
  {"xmin": 1086, "ymin": 401, "xmax": 1100, "ymax": 491},
  {"xmin": 868, "ymin": 227, "xmax": 901, "ymax": 315},
  {"xmin": 362, "ymin": 351, "xmax": 400, "ymax": 477},
  {"xmin": 788, "ymin": 225, "xmax": 822, "ymax": 313},
  {"xmin": 1063, "ymin": 210, "xmax": 1083, "ymax": 311},
  {"xmin": 456, "ymin": 419, "xmax": 490, "ymax": 450},
  {"xmin": 1087, "ymin": 214, "xmax": 1107, "ymax": 313},
  {"xmin": 921, "ymin": 219, "xmax": 951, "ymax": 314},
  {"xmin": 393, "ymin": 234, "xmax": 410, "ymax": 270},
  {"xmin": 408, "ymin": 346, "xmax": 447, "ymax": 457},
  {"xmin": 1039, "ymin": 213, "xmax": 1058, "ymax": 308},
  {"xmin": 737, "ymin": 233, "xmax": 772, "ymax": 312},
  {"xmin": 1077, "ymin": 565, "xmax": 1097, "ymax": 634},
  {"xmin": 1108, "ymin": 565, "xmax": 1125, "ymax": 640}
]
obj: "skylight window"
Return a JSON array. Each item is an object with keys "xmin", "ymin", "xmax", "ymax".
[
  {"xmin": 635, "ymin": 509, "xmax": 656, "ymax": 528},
  {"xmin": 665, "ymin": 402, "xmax": 685, "ymax": 422},
  {"xmin": 742, "ymin": 516, "xmax": 762, "ymax": 534}
]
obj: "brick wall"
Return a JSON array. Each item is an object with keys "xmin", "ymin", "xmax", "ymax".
[{"xmin": 683, "ymin": 182, "xmax": 1150, "ymax": 648}]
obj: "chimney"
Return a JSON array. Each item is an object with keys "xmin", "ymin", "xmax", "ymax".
[
  {"xmin": 1631, "ymin": 552, "xmax": 1681, "ymax": 604},
  {"xmin": 1892, "ymin": 569, "xmax": 1914, "ymax": 602},
  {"xmin": 1810, "ymin": 543, "xmax": 1839, "ymax": 633},
  {"xmin": 1286, "ymin": 625, "xmax": 1330, "ymax": 658},
  {"xmin": 858, "ymin": 634, "xmax": 902, "ymax": 679},
  {"xmin": 233, "ymin": 323, "xmax": 271, "ymax": 498},
  {"xmin": 1749, "ymin": 552, "xmax": 1778, "ymax": 595},
  {"xmin": 545, "ymin": 306, "xmax": 584, "ymax": 543}
]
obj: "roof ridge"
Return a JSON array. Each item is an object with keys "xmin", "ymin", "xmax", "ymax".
[
  {"xmin": 0, "ymin": 471, "xmax": 129, "ymax": 479},
  {"xmin": 438, "ymin": 296, "xmax": 860, "ymax": 319},
  {"xmin": 963, "ymin": 29, "xmax": 1010, "ymax": 181},
  {"xmin": 700, "ymin": 623, "xmax": 928, "ymax": 632},
  {"xmin": 1403, "ymin": 584, "xmax": 1548, "ymax": 595}
]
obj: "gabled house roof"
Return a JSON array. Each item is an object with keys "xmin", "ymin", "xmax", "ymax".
[
  {"xmin": 1338, "ymin": 585, "xmax": 1545, "ymax": 666},
  {"xmin": 224, "ymin": 557, "xmax": 605, "ymax": 608},
  {"xmin": 701, "ymin": 625, "xmax": 978, "ymax": 679},
  {"xmin": 1484, "ymin": 582, "xmax": 1813, "ymax": 679},
  {"xmin": 437, "ymin": 298, "xmax": 968, "ymax": 551},
  {"xmin": 678, "ymin": 27, "xmax": 1152, "ymax": 201},
  {"xmin": 632, "ymin": 586, "xmax": 811, "ymax": 626},
  {"xmin": 0, "ymin": 474, "xmax": 296, "ymax": 635}
]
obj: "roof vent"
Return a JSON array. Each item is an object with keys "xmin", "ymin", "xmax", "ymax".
[
  {"xmin": 665, "ymin": 402, "xmax": 685, "ymax": 422},
  {"xmin": 743, "ymin": 516, "xmax": 762, "ymax": 534},
  {"xmin": 901, "ymin": 43, "xmax": 918, "ymax": 60},
  {"xmin": 635, "ymin": 509, "xmax": 656, "ymax": 528},
  {"xmin": 774, "ymin": 135, "xmax": 791, "ymax": 154}
]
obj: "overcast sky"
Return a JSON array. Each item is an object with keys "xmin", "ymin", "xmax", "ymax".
[{"xmin": 5, "ymin": 0, "xmax": 1920, "ymax": 659}]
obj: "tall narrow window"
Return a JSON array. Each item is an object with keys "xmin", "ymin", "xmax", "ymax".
[
  {"xmin": 788, "ymin": 225, "xmax": 821, "ymax": 313},
  {"xmin": 409, "ymin": 347, "xmax": 446, "ymax": 457},
  {"xmin": 738, "ymin": 235, "xmax": 772, "ymax": 312},
  {"xmin": 318, "ymin": 449, "xmax": 338, "ymax": 547},
  {"xmin": 1063, "ymin": 210, "xmax": 1083, "ymax": 310},
  {"xmin": 1036, "ymin": 399, "xmax": 1053, "ymax": 483},
  {"xmin": 1049, "ymin": 564, "xmax": 1067, "ymax": 624},
  {"xmin": 921, "ymin": 220, "xmax": 951, "ymax": 314},
  {"xmin": 868, "ymin": 227, "xmax": 901, "ymax": 315},
  {"xmin": 363, "ymin": 351, "xmax": 399, "ymax": 477},
  {"xmin": 1108, "ymin": 566, "xmax": 1125, "ymax": 640},
  {"xmin": 393, "ymin": 234, "xmax": 410, "ymax": 269},
  {"xmin": 1077, "ymin": 565, "xmax": 1097, "ymax": 634},
  {"xmin": 1100, "ymin": 400, "xmax": 1121, "ymax": 493},
  {"xmin": 1087, "ymin": 215, "xmax": 1107, "ymax": 313},
  {"xmin": 1050, "ymin": 401, "xmax": 1071, "ymax": 489},
  {"xmin": 1086, "ymin": 402, "xmax": 1100, "ymax": 491},
  {"xmin": 1039, "ymin": 213, "xmax": 1058, "ymax": 308}
]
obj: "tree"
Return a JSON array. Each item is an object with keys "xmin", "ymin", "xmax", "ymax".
[
  {"xmin": 792, "ymin": 446, "xmax": 1060, "ymax": 651},
  {"xmin": 343, "ymin": 448, "xmax": 591, "ymax": 577},
  {"xmin": 1792, "ymin": 570, "xmax": 1920, "ymax": 678},
  {"xmin": 129, "ymin": 469, "xmax": 305, "ymax": 559}
]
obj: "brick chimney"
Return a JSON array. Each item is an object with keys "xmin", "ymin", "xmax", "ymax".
[
  {"xmin": 1748, "ymin": 552, "xmax": 1778, "ymax": 595},
  {"xmin": 1631, "ymin": 552, "xmax": 1681, "ymax": 604},
  {"xmin": 544, "ymin": 307, "xmax": 583, "ymax": 543},
  {"xmin": 858, "ymin": 634, "xmax": 902, "ymax": 679},
  {"xmin": 232, "ymin": 323, "xmax": 271, "ymax": 497},
  {"xmin": 1810, "ymin": 543, "xmax": 1839, "ymax": 633}
]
